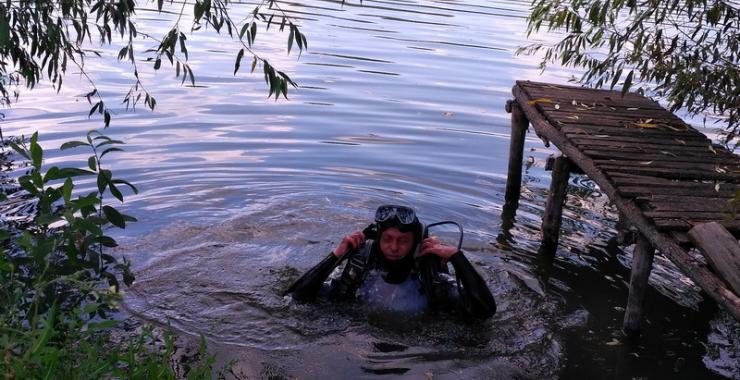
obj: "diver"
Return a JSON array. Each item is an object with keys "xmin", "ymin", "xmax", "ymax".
[{"xmin": 285, "ymin": 205, "xmax": 496, "ymax": 319}]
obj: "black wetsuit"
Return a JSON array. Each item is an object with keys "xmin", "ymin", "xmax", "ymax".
[{"xmin": 286, "ymin": 243, "xmax": 496, "ymax": 319}]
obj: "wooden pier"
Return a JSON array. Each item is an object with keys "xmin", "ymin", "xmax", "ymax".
[{"xmin": 505, "ymin": 80, "xmax": 740, "ymax": 334}]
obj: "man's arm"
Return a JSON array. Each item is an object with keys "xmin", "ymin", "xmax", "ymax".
[
  {"xmin": 284, "ymin": 253, "xmax": 340, "ymax": 301},
  {"xmin": 448, "ymin": 251, "xmax": 497, "ymax": 319}
]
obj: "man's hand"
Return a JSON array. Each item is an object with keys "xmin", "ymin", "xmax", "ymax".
[
  {"xmin": 419, "ymin": 237, "xmax": 458, "ymax": 260},
  {"xmin": 333, "ymin": 230, "xmax": 366, "ymax": 258}
]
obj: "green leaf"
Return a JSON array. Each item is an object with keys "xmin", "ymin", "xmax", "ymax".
[
  {"xmin": 43, "ymin": 166, "xmax": 60, "ymax": 182},
  {"xmin": 109, "ymin": 181, "xmax": 124, "ymax": 202},
  {"xmin": 88, "ymin": 320, "xmax": 118, "ymax": 331},
  {"xmin": 288, "ymin": 26, "xmax": 294, "ymax": 54},
  {"xmin": 71, "ymin": 195, "xmax": 100, "ymax": 210},
  {"xmin": 154, "ymin": 58, "xmax": 161, "ymax": 70},
  {"xmin": 97, "ymin": 235, "xmax": 118, "ymax": 247},
  {"xmin": 111, "ymin": 179, "xmax": 139, "ymax": 194},
  {"xmin": 250, "ymin": 21, "xmax": 257, "ymax": 44},
  {"xmin": 234, "ymin": 48, "xmax": 244, "ymax": 75},
  {"xmin": 30, "ymin": 139, "xmax": 43, "ymax": 169},
  {"xmin": 103, "ymin": 205, "xmax": 125, "ymax": 228},
  {"xmin": 0, "ymin": 230, "xmax": 10, "ymax": 242},
  {"xmin": 8, "ymin": 141, "xmax": 30, "ymax": 160},
  {"xmin": 97, "ymin": 171, "xmax": 108, "ymax": 194},
  {"xmin": 0, "ymin": 13, "xmax": 9, "ymax": 48},
  {"xmin": 57, "ymin": 168, "xmax": 96, "ymax": 178},
  {"xmin": 621, "ymin": 70, "xmax": 634, "ymax": 97},
  {"xmin": 100, "ymin": 147, "xmax": 124, "ymax": 159},
  {"xmin": 239, "ymin": 23, "xmax": 249, "ymax": 39},
  {"xmin": 63, "ymin": 178, "xmax": 73, "ymax": 203},
  {"xmin": 76, "ymin": 219, "xmax": 103, "ymax": 235},
  {"xmin": 60, "ymin": 141, "xmax": 90, "ymax": 150},
  {"xmin": 88, "ymin": 156, "xmax": 97, "ymax": 171}
]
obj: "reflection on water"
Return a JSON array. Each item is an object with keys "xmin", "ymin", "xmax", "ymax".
[{"xmin": 2, "ymin": 0, "xmax": 738, "ymax": 378}]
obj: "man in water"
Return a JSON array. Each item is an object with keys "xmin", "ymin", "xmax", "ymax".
[{"xmin": 285, "ymin": 205, "xmax": 496, "ymax": 319}]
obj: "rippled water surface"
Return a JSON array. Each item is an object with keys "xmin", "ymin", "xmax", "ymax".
[{"xmin": 2, "ymin": 0, "xmax": 739, "ymax": 378}]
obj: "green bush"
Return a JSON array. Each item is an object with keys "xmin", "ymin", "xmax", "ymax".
[{"xmin": 0, "ymin": 131, "xmax": 226, "ymax": 379}]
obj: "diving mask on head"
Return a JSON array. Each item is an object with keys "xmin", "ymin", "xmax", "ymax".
[{"xmin": 374, "ymin": 205, "xmax": 417, "ymax": 225}]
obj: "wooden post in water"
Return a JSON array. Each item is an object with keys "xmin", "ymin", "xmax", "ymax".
[
  {"xmin": 539, "ymin": 156, "xmax": 571, "ymax": 255},
  {"xmin": 504, "ymin": 100, "xmax": 529, "ymax": 212},
  {"xmin": 623, "ymin": 234, "xmax": 655, "ymax": 335}
]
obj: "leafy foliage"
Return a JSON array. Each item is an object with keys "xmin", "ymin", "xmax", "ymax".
[
  {"xmin": 0, "ymin": 132, "xmax": 229, "ymax": 378},
  {"xmin": 521, "ymin": 0, "xmax": 740, "ymax": 147},
  {"xmin": 0, "ymin": 0, "xmax": 307, "ymax": 127}
]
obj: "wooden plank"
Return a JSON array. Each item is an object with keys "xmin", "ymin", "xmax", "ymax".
[
  {"xmin": 641, "ymin": 201, "xmax": 733, "ymax": 213},
  {"xmin": 596, "ymin": 159, "xmax": 740, "ymax": 172},
  {"xmin": 572, "ymin": 139, "xmax": 727, "ymax": 154},
  {"xmin": 583, "ymin": 145, "xmax": 736, "ymax": 158},
  {"xmin": 688, "ymin": 222, "xmax": 740, "ymax": 296},
  {"xmin": 608, "ymin": 171, "xmax": 740, "ymax": 184},
  {"xmin": 584, "ymin": 150, "xmax": 738, "ymax": 164},
  {"xmin": 654, "ymin": 218, "xmax": 740, "ymax": 232},
  {"xmin": 513, "ymin": 83, "xmax": 740, "ymax": 321},
  {"xmin": 572, "ymin": 135, "xmax": 711, "ymax": 147},
  {"xmin": 560, "ymin": 123, "xmax": 704, "ymax": 138},
  {"xmin": 545, "ymin": 109, "xmax": 682, "ymax": 124},
  {"xmin": 537, "ymin": 103, "xmax": 679, "ymax": 120},
  {"xmin": 636, "ymin": 195, "xmax": 735, "ymax": 205},
  {"xmin": 603, "ymin": 166, "xmax": 740, "ymax": 181},
  {"xmin": 643, "ymin": 211, "xmax": 739, "ymax": 219},
  {"xmin": 548, "ymin": 114, "xmax": 681, "ymax": 129},
  {"xmin": 519, "ymin": 82, "xmax": 663, "ymax": 109},
  {"xmin": 654, "ymin": 219, "xmax": 740, "ymax": 233},
  {"xmin": 618, "ymin": 185, "xmax": 738, "ymax": 199}
]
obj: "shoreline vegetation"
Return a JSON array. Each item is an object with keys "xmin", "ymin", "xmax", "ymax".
[{"xmin": 0, "ymin": 132, "xmax": 231, "ymax": 379}]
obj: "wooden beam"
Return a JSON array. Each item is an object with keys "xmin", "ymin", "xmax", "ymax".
[
  {"xmin": 513, "ymin": 82, "xmax": 740, "ymax": 321},
  {"xmin": 540, "ymin": 156, "xmax": 571, "ymax": 255},
  {"xmin": 688, "ymin": 222, "xmax": 740, "ymax": 296},
  {"xmin": 623, "ymin": 235, "xmax": 655, "ymax": 335},
  {"xmin": 504, "ymin": 100, "xmax": 529, "ymax": 211}
]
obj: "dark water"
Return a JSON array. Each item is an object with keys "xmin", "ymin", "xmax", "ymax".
[{"xmin": 2, "ymin": 0, "xmax": 738, "ymax": 378}]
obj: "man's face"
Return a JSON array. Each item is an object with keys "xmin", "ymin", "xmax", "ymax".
[{"xmin": 379, "ymin": 227, "xmax": 415, "ymax": 261}]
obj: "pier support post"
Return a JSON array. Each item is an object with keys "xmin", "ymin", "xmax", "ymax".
[
  {"xmin": 539, "ymin": 156, "xmax": 571, "ymax": 255},
  {"xmin": 623, "ymin": 234, "xmax": 655, "ymax": 335},
  {"xmin": 504, "ymin": 100, "xmax": 529, "ymax": 212}
]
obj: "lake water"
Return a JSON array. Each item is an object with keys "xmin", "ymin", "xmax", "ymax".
[{"xmin": 2, "ymin": 0, "xmax": 738, "ymax": 378}]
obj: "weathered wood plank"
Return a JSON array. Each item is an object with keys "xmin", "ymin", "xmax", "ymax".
[
  {"xmin": 641, "ymin": 201, "xmax": 733, "ymax": 213},
  {"xmin": 584, "ymin": 145, "xmax": 736, "ymax": 158},
  {"xmin": 602, "ymin": 166, "xmax": 740, "ymax": 181},
  {"xmin": 596, "ymin": 159, "xmax": 740, "ymax": 172},
  {"xmin": 654, "ymin": 219, "xmax": 740, "ymax": 232},
  {"xmin": 560, "ymin": 123, "xmax": 707, "ymax": 140},
  {"xmin": 572, "ymin": 135, "xmax": 711, "ymax": 147},
  {"xmin": 618, "ymin": 185, "xmax": 737, "ymax": 198},
  {"xmin": 644, "ymin": 210, "xmax": 739, "ymax": 219},
  {"xmin": 688, "ymin": 222, "xmax": 740, "ymax": 296},
  {"xmin": 537, "ymin": 103, "xmax": 680, "ymax": 120},
  {"xmin": 572, "ymin": 139, "xmax": 727, "ymax": 154},
  {"xmin": 550, "ymin": 114, "xmax": 682, "ymax": 129},
  {"xmin": 584, "ymin": 150, "xmax": 737, "ymax": 164},
  {"xmin": 637, "ymin": 195, "xmax": 735, "ymax": 205},
  {"xmin": 519, "ymin": 82, "xmax": 663, "ymax": 109}
]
